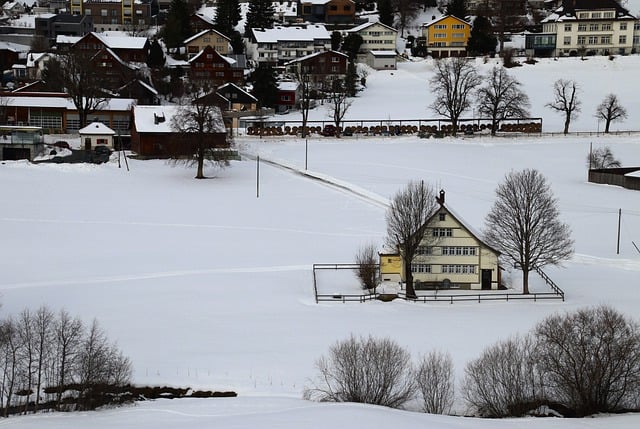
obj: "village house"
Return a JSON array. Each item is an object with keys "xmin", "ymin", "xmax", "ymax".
[
  {"xmin": 130, "ymin": 105, "xmax": 228, "ymax": 158},
  {"xmin": 35, "ymin": 13, "xmax": 94, "ymax": 43},
  {"xmin": 345, "ymin": 21, "xmax": 397, "ymax": 63},
  {"xmin": 188, "ymin": 45, "xmax": 244, "ymax": 88},
  {"xmin": 298, "ymin": 0, "xmax": 356, "ymax": 24},
  {"xmin": 73, "ymin": 32, "xmax": 150, "ymax": 63},
  {"xmin": 421, "ymin": 14, "xmax": 472, "ymax": 58},
  {"xmin": 276, "ymin": 80, "xmax": 299, "ymax": 113},
  {"xmin": 0, "ymin": 92, "xmax": 134, "ymax": 133},
  {"xmin": 247, "ymin": 25, "xmax": 331, "ymax": 66},
  {"xmin": 380, "ymin": 190, "xmax": 502, "ymax": 290},
  {"xmin": 79, "ymin": 121, "xmax": 116, "ymax": 149},
  {"xmin": 284, "ymin": 49, "xmax": 348, "ymax": 91},
  {"xmin": 69, "ymin": 0, "xmax": 153, "ymax": 33},
  {"xmin": 184, "ymin": 28, "xmax": 231, "ymax": 59},
  {"xmin": 538, "ymin": 0, "xmax": 637, "ymax": 57}
]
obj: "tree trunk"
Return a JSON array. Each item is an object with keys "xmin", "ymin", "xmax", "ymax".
[
  {"xmin": 604, "ymin": 119, "xmax": 611, "ymax": 133},
  {"xmin": 522, "ymin": 269, "xmax": 530, "ymax": 295},
  {"xmin": 196, "ymin": 146, "xmax": 205, "ymax": 179},
  {"xmin": 563, "ymin": 117, "xmax": 570, "ymax": 135},
  {"xmin": 405, "ymin": 261, "xmax": 416, "ymax": 299}
]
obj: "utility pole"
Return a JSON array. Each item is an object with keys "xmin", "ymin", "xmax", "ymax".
[
  {"xmin": 617, "ymin": 208, "xmax": 621, "ymax": 254},
  {"xmin": 256, "ymin": 155, "xmax": 260, "ymax": 198}
]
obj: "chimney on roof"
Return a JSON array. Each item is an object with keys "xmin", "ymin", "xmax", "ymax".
[
  {"xmin": 436, "ymin": 189, "xmax": 445, "ymax": 205},
  {"xmin": 153, "ymin": 112, "xmax": 165, "ymax": 124}
]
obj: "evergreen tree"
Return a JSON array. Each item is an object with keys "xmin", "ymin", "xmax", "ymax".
[
  {"xmin": 345, "ymin": 61, "xmax": 358, "ymax": 97},
  {"xmin": 245, "ymin": 0, "xmax": 277, "ymax": 37},
  {"xmin": 250, "ymin": 63, "xmax": 278, "ymax": 108},
  {"xmin": 446, "ymin": 0, "xmax": 467, "ymax": 19},
  {"xmin": 163, "ymin": 0, "xmax": 192, "ymax": 49},
  {"xmin": 214, "ymin": 0, "xmax": 241, "ymax": 37},
  {"xmin": 230, "ymin": 30, "xmax": 245, "ymax": 54},
  {"xmin": 342, "ymin": 33, "xmax": 363, "ymax": 60},
  {"xmin": 467, "ymin": 15, "xmax": 497, "ymax": 56},
  {"xmin": 331, "ymin": 31, "xmax": 343, "ymax": 50},
  {"xmin": 147, "ymin": 39, "xmax": 166, "ymax": 69},
  {"xmin": 378, "ymin": 0, "xmax": 394, "ymax": 28}
]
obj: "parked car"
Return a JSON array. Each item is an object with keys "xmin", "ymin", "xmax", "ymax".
[
  {"xmin": 92, "ymin": 145, "xmax": 111, "ymax": 164},
  {"xmin": 321, "ymin": 125, "xmax": 336, "ymax": 137},
  {"xmin": 53, "ymin": 141, "xmax": 70, "ymax": 150}
]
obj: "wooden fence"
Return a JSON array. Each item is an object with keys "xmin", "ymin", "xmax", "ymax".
[{"xmin": 313, "ymin": 263, "xmax": 565, "ymax": 304}]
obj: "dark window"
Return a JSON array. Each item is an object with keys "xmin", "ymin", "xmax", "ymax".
[{"xmin": 439, "ymin": 213, "xmax": 446, "ymax": 221}]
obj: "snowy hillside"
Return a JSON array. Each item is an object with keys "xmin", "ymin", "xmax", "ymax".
[{"xmin": 2, "ymin": 58, "xmax": 640, "ymax": 428}]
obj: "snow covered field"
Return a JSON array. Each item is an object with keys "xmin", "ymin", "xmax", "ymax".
[{"xmin": 2, "ymin": 58, "xmax": 640, "ymax": 428}]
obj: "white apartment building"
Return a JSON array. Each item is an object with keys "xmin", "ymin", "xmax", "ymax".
[
  {"xmin": 542, "ymin": 0, "xmax": 637, "ymax": 56},
  {"xmin": 344, "ymin": 21, "xmax": 397, "ymax": 62}
]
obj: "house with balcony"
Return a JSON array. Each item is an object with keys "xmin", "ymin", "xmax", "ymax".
[
  {"xmin": 540, "ymin": 0, "xmax": 637, "ymax": 56},
  {"xmin": 247, "ymin": 24, "xmax": 331, "ymax": 66},
  {"xmin": 70, "ymin": 0, "xmax": 153, "ymax": 33},
  {"xmin": 283, "ymin": 50, "xmax": 348, "ymax": 91},
  {"xmin": 379, "ymin": 190, "xmax": 502, "ymax": 291},
  {"xmin": 188, "ymin": 45, "xmax": 245, "ymax": 88},
  {"xmin": 345, "ymin": 21, "xmax": 397, "ymax": 63},
  {"xmin": 421, "ymin": 14, "xmax": 471, "ymax": 58},
  {"xmin": 298, "ymin": 0, "xmax": 356, "ymax": 24},
  {"xmin": 184, "ymin": 28, "xmax": 231, "ymax": 59}
]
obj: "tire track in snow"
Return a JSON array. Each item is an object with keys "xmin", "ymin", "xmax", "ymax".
[
  {"xmin": 240, "ymin": 151, "xmax": 390, "ymax": 210},
  {"xmin": 0, "ymin": 265, "xmax": 311, "ymax": 290},
  {"xmin": 571, "ymin": 253, "xmax": 640, "ymax": 271}
]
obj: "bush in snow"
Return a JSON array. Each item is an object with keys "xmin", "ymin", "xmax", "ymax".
[
  {"xmin": 415, "ymin": 350, "xmax": 455, "ymax": 414},
  {"xmin": 303, "ymin": 335, "xmax": 415, "ymax": 409}
]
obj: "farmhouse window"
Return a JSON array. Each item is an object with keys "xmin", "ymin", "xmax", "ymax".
[
  {"xmin": 620, "ymin": 23, "xmax": 628, "ymax": 30},
  {"xmin": 411, "ymin": 264, "xmax": 431, "ymax": 273},
  {"xmin": 432, "ymin": 228, "xmax": 453, "ymax": 237},
  {"xmin": 564, "ymin": 24, "xmax": 571, "ymax": 31}
]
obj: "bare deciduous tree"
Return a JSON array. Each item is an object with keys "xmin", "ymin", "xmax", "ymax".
[
  {"xmin": 535, "ymin": 306, "xmax": 640, "ymax": 417},
  {"xmin": 47, "ymin": 50, "xmax": 108, "ymax": 128},
  {"xmin": 170, "ymin": 91, "xmax": 230, "ymax": 179},
  {"xmin": 303, "ymin": 335, "xmax": 415, "ymax": 408},
  {"xmin": 429, "ymin": 58, "xmax": 481, "ymax": 136},
  {"xmin": 416, "ymin": 350, "xmax": 454, "ymax": 414},
  {"xmin": 386, "ymin": 180, "xmax": 439, "ymax": 298},
  {"xmin": 588, "ymin": 146, "xmax": 622, "ymax": 169},
  {"xmin": 546, "ymin": 79, "xmax": 581, "ymax": 135},
  {"xmin": 326, "ymin": 80, "xmax": 352, "ymax": 137},
  {"xmin": 483, "ymin": 169, "xmax": 573, "ymax": 294},
  {"xmin": 595, "ymin": 94, "xmax": 627, "ymax": 133},
  {"xmin": 354, "ymin": 242, "xmax": 379, "ymax": 291},
  {"xmin": 462, "ymin": 335, "xmax": 544, "ymax": 417},
  {"xmin": 476, "ymin": 66, "xmax": 530, "ymax": 136},
  {"xmin": 54, "ymin": 309, "xmax": 84, "ymax": 409}
]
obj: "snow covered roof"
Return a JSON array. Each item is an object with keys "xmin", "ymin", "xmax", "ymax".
[
  {"xmin": 0, "ymin": 40, "xmax": 30, "ymax": 53},
  {"xmin": 347, "ymin": 21, "xmax": 397, "ymax": 34},
  {"xmin": 252, "ymin": 25, "xmax": 330, "ymax": 43},
  {"xmin": 133, "ymin": 105, "xmax": 226, "ymax": 134},
  {"xmin": 625, "ymin": 169, "xmax": 640, "ymax": 178},
  {"xmin": 56, "ymin": 35, "xmax": 81, "ymax": 45},
  {"xmin": 26, "ymin": 52, "xmax": 51, "ymax": 67},
  {"xmin": 423, "ymin": 14, "xmax": 470, "ymax": 28},
  {"xmin": 369, "ymin": 50, "xmax": 397, "ymax": 57},
  {"xmin": 278, "ymin": 81, "xmax": 299, "ymax": 91},
  {"xmin": 183, "ymin": 28, "xmax": 230, "ymax": 45},
  {"xmin": 88, "ymin": 32, "xmax": 149, "ymax": 50},
  {"xmin": 301, "ymin": 0, "xmax": 332, "ymax": 4},
  {"xmin": 79, "ymin": 122, "xmax": 116, "ymax": 135},
  {"xmin": 3, "ymin": 96, "xmax": 135, "ymax": 111},
  {"xmin": 217, "ymin": 82, "xmax": 257, "ymax": 101},
  {"xmin": 189, "ymin": 49, "xmax": 236, "ymax": 65},
  {"xmin": 284, "ymin": 49, "xmax": 348, "ymax": 66}
]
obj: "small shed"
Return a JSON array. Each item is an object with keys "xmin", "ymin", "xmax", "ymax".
[
  {"xmin": 79, "ymin": 122, "xmax": 116, "ymax": 149},
  {"xmin": 367, "ymin": 50, "xmax": 397, "ymax": 70}
]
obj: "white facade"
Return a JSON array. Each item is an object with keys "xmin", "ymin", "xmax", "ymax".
[
  {"xmin": 79, "ymin": 122, "xmax": 116, "ymax": 149},
  {"xmin": 542, "ymin": 0, "xmax": 637, "ymax": 56},
  {"xmin": 366, "ymin": 50, "xmax": 396, "ymax": 70},
  {"xmin": 248, "ymin": 25, "xmax": 331, "ymax": 65},
  {"xmin": 345, "ymin": 21, "xmax": 397, "ymax": 62}
]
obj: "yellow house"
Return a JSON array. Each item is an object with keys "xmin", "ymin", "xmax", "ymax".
[
  {"xmin": 380, "ymin": 190, "xmax": 501, "ymax": 290},
  {"xmin": 422, "ymin": 15, "xmax": 471, "ymax": 58},
  {"xmin": 184, "ymin": 29, "xmax": 231, "ymax": 59}
]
